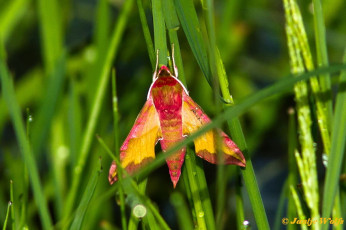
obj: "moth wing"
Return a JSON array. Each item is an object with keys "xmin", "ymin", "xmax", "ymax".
[
  {"xmin": 182, "ymin": 92, "xmax": 245, "ymax": 166},
  {"xmin": 109, "ymin": 99, "xmax": 162, "ymax": 184}
]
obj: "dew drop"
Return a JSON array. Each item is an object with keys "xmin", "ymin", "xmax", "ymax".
[
  {"xmin": 322, "ymin": 153, "xmax": 328, "ymax": 168},
  {"xmin": 243, "ymin": 220, "xmax": 250, "ymax": 226},
  {"xmin": 28, "ymin": 115, "xmax": 33, "ymax": 122},
  {"xmin": 198, "ymin": 211, "xmax": 204, "ymax": 217},
  {"xmin": 133, "ymin": 204, "xmax": 147, "ymax": 218}
]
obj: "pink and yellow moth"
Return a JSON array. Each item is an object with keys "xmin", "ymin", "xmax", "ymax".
[{"xmin": 109, "ymin": 51, "xmax": 246, "ymax": 188}]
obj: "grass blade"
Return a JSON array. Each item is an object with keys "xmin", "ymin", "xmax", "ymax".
[
  {"xmin": 2, "ymin": 201, "xmax": 12, "ymax": 230},
  {"xmin": 64, "ymin": 0, "xmax": 134, "ymax": 218},
  {"xmin": 36, "ymin": 0, "xmax": 63, "ymax": 73},
  {"xmin": 321, "ymin": 50, "xmax": 346, "ymax": 229},
  {"xmin": 0, "ymin": 0, "xmax": 29, "ymax": 42},
  {"xmin": 312, "ymin": 0, "xmax": 333, "ymax": 125},
  {"xmin": 0, "ymin": 59, "xmax": 53, "ymax": 229},
  {"xmin": 152, "ymin": 0, "xmax": 167, "ymax": 66},
  {"xmin": 174, "ymin": 0, "xmax": 212, "ymax": 84},
  {"xmin": 31, "ymin": 55, "xmax": 66, "ymax": 157},
  {"xmin": 170, "ymin": 192, "xmax": 194, "ymax": 230},
  {"xmin": 69, "ymin": 167, "xmax": 102, "ymax": 230},
  {"xmin": 137, "ymin": 0, "xmax": 155, "ymax": 68}
]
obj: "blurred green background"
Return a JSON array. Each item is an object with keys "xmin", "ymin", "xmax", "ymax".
[{"xmin": 0, "ymin": 0, "xmax": 345, "ymax": 229}]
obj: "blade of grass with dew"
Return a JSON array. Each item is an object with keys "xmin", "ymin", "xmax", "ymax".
[
  {"xmin": 321, "ymin": 49, "xmax": 346, "ymax": 229},
  {"xmin": 133, "ymin": 64, "xmax": 346, "ymax": 182},
  {"xmin": 2, "ymin": 201, "xmax": 11, "ymax": 230},
  {"xmin": 203, "ymin": 0, "xmax": 269, "ymax": 226},
  {"xmin": 0, "ymin": 71, "xmax": 43, "ymax": 132},
  {"xmin": 182, "ymin": 168, "xmax": 195, "ymax": 221},
  {"xmin": 31, "ymin": 55, "xmax": 66, "ymax": 158},
  {"xmin": 10, "ymin": 180, "xmax": 15, "ymax": 230},
  {"xmin": 184, "ymin": 149, "xmax": 207, "ymax": 230},
  {"xmin": 37, "ymin": 0, "xmax": 63, "ymax": 73},
  {"xmin": 64, "ymin": 0, "xmax": 134, "ymax": 219},
  {"xmin": 0, "ymin": 59, "xmax": 53, "ymax": 229},
  {"xmin": 312, "ymin": 0, "xmax": 333, "ymax": 125},
  {"xmin": 287, "ymin": 0, "xmax": 331, "ymax": 156},
  {"xmin": 287, "ymin": 108, "xmax": 298, "ymax": 230},
  {"xmin": 0, "ymin": 0, "xmax": 29, "ymax": 43},
  {"xmin": 69, "ymin": 167, "xmax": 102, "ymax": 230},
  {"xmin": 235, "ymin": 172, "xmax": 245, "ymax": 229},
  {"xmin": 162, "ymin": 0, "xmax": 185, "ymax": 84},
  {"xmin": 152, "ymin": 0, "xmax": 167, "ymax": 66},
  {"xmin": 170, "ymin": 192, "xmax": 194, "ymax": 230},
  {"xmin": 112, "ymin": 69, "xmax": 127, "ymax": 230},
  {"xmin": 68, "ymin": 78, "xmax": 82, "ymax": 166},
  {"xmin": 173, "ymin": 0, "xmax": 212, "ymax": 84},
  {"xmin": 285, "ymin": 1, "xmax": 320, "ymax": 227},
  {"xmin": 137, "ymin": 0, "xmax": 155, "ymax": 68},
  {"xmin": 50, "ymin": 115, "xmax": 69, "ymax": 220},
  {"xmin": 193, "ymin": 150, "xmax": 216, "ymax": 230}
]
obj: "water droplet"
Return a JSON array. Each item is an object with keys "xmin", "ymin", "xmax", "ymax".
[
  {"xmin": 28, "ymin": 115, "xmax": 33, "ymax": 122},
  {"xmin": 133, "ymin": 204, "xmax": 147, "ymax": 218},
  {"xmin": 322, "ymin": 153, "xmax": 328, "ymax": 167},
  {"xmin": 198, "ymin": 211, "xmax": 204, "ymax": 217},
  {"xmin": 243, "ymin": 220, "xmax": 250, "ymax": 226}
]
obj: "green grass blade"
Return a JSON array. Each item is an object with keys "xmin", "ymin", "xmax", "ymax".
[
  {"xmin": 195, "ymin": 157, "xmax": 216, "ymax": 230},
  {"xmin": 174, "ymin": 0, "xmax": 212, "ymax": 84},
  {"xmin": 321, "ymin": 50, "xmax": 346, "ymax": 229},
  {"xmin": 152, "ymin": 0, "xmax": 167, "ymax": 66},
  {"xmin": 287, "ymin": 108, "xmax": 298, "ymax": 230},
  {"xmin": 170, "ymin": 192, "xmax": 194, "ymax": 230},
  {"xmin": 94, "ymin": 0, "xmax": 110, "ymax": 54},
  {"xmin": 312, "ymin": 0, "xmax": 333, "ymax": 125},
  {"xmin": 162, "ymin": 0, "xmax": 186, "ymax": 84},
  {"xmin": 37, "ymin": 0, "xmax": 63, "ymax": 73},
  {"xmin": 70, "ymin": 167, "xmax": 102, "ymax": 230},
  {"xmin": 64, "ymin": 0, "xmax": 134, "ymax": 218},
  {"xmin": 137, "ymin": 0, "xmax": 155, "ymax": 68},
  {"xmin": 10, "ymin": 180, "xmax": 15, "ymax": 230},
  {"xmin": 0, "ymin": 59, "xmax": 53, "ymax": 229},
  {"xmin": 0, "ymin": 0, "xmax": 29, "ymax": 43},
  {"xmin": 241, "ymin": 158, "xmax": 270, "ymax": 230},
  {"xmin": 112, "ymin": 69, "xmax": 127, "ymax": 230},
  {"xmin": 68, "ymin": 78, "xmax": 82, "ymax": 166},
  {"xmin": 184, "ymin": 149, "xmax": 207, "ymax": 230},
  {"xmin": 31, "ymin": 55, "xmax": 66, "ymax": 157},
  {"xmin": 2, "ymin": 201, "xmax": 11, "ymax": 230},
  {"xmin": 235, "ymin": 172, "xmax": 245, "ymax": 229}
]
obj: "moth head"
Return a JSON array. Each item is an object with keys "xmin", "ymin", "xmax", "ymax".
[{"xmin": 157, "ymin": 65, "xmax": 174, "ymax": 78}]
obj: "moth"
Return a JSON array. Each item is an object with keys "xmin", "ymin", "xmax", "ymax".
[{"xmin": 109, "ymin": 51, "xmax": 246, "ymax": 188}]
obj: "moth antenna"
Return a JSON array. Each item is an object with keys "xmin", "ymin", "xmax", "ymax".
[
  {"xmin": 153, "ymin": 49, "xmax": 159, "ymax": 81},
  {"xmin": 171, "ymin": 43, "xmax": 178, "ymax": 78}
]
